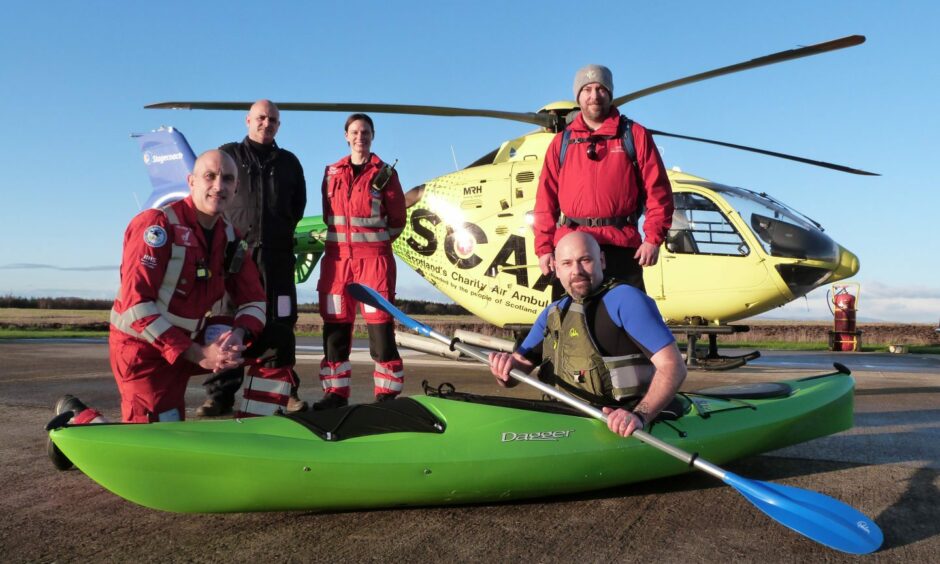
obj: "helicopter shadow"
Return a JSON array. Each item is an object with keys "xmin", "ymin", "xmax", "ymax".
[
  {"xmin": 758, "ymin": 405, "xmax": 940, "ymax": 550},
  {"xmin": 725, "ymin": 455, "xmax": 940, "ymax": 551},
  {"xmin": 875, "ymin": 466, "xmax": 940, "ymax": 550}
]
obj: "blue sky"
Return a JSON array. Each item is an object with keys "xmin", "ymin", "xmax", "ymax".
[{"xmin": 1, "ymin": 1, "xmax": 937, "ymax": 322}]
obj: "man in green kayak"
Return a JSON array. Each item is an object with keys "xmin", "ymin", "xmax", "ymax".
[{"xmin": 489, "ymin": 231, "xmax": 686, "ymax": 438}]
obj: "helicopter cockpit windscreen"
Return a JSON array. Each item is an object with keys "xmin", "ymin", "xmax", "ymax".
[
  {"xmin": 662, "ymin": 192, "xmax": 749, "ymax": 256},
  {"xmin": 730, "ymin": 187, "xmax": 838, "ymax": 262},
  {"xmin": 686, "ymin": 182, "xmax": 839, "ymax": 263}
]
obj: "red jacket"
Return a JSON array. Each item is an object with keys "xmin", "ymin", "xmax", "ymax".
[
  {"xmin": 533, "ymin": 109, "xmax": 673, "ymax": 256},
  {"xmin": 109, "ymin": 197, "xmax": 266, "ymax": 365},
  {"xmin": 322, "ymin": 153, "xmax": 406, "ymax": 258}
]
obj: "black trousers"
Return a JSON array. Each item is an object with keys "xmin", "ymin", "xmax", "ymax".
[
  {"xmin": 322, "ymin": 321, "xmax": 401, "ymax": 363},
  {"xmin": 204, "ymin": 249, "xmax": 299, "ymax": 405}
]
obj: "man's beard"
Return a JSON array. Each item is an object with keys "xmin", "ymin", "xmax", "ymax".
[
  {"xmin": 567, "ymin": 276, "xmax": 592, "ymax": 299},
  {"xmin": 582, "ymin": 104, "xmax": 609, "ymax": 121}
]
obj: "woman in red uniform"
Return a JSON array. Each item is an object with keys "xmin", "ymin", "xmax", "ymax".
[{"xmin": 315, "ymin": 114, "xmax": 407, "ymax": 410}]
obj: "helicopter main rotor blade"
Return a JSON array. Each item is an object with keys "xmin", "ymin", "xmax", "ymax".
[
  {"xmin": 613, "ymin": 35, "xmax": 865, "ymax": 106},
  {"xmin": 648, "ymin": 128, "xmax": 879, "ymax": 176},
  {"xmin": 146, "ymin": 101, "xmax": 555, "ymax": 129}
]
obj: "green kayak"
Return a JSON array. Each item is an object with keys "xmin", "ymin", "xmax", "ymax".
[{"xmin": 48, "ymin": 370, "xmax": 854, "ymax": 513}]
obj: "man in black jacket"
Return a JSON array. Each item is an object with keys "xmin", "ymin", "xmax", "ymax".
[{"xmin": 197, "ymin": 99, "xmax": 309, "ymax": 415}]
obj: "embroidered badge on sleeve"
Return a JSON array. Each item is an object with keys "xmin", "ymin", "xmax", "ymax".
[{"xmin": 143, "ymin": 225, "xmax": 168, "ymax": 248}]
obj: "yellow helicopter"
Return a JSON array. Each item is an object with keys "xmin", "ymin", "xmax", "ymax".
[{"xmin": 147, "ymin": 35, "xmax": 874, "ymax": 369}]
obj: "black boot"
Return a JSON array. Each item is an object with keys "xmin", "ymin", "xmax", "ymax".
[
  {"xmin": 312, "ymin": 393, "xmax": 348, "ymax": 411},
  {"xmin": 55, "ymin": 394, "xmax": 88, "ymax": 417},
  {"xmin": 375, "ymin": 393, "xmax": 397, "ymax": 403},
  {"xmin": 47, "ymin": 395, "xmax": 87, "ymax": 471}
]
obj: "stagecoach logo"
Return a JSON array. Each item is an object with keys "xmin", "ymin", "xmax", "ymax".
[
  {"xmin": 857, "ymin": 521, "xmax": 871, "ymax": 534},
  {"xmin": 143, "ymin": 225, "xmax": 167, "ymax": 248},
  {"xmin": 501, "ymin": 429, "xmax": 575, "ymax": 442},
  {"xmin": 143, "ymin": 151, "xmax": 184, "ymax": 165}
]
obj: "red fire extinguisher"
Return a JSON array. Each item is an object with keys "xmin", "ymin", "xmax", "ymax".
[{"xmin": 828, "ymin": 284, "xmax": 861, "ymax": 351}]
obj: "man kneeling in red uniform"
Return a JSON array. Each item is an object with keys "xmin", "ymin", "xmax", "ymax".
[
  {"xmin": 48, "ymin": 150, "xmax": 266, "ymax": 469},
  {"xmin": 60, "ymin": 150, "xmax": 267, "ymax": 424}
]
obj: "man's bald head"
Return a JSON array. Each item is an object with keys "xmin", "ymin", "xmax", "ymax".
[
  {"xmin": 194, "ymin": 148, "xmax": 237, "ymax": 170},
  {"xmin": 188, "ymin": 150, "xmax": 238, "ymax": 226},
  {"xmin": 554, "ymin": 232, "xmax": 606, "ymax": 299},
  {"xmin": 246, "ymin": 99, "xmax": 281, "ymax": 145},
  {"xmin": 556, "ymin": 231, "xmax": 602, "ymax": 260}
]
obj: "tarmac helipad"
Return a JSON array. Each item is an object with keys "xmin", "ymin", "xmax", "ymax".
[{"xmin": 1, "ymin": 340, "xmax": 937, "ymax": 562}]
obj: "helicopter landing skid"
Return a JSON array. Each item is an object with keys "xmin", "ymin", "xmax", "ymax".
[{"xmin": 671, "ymin": 324, "xmax": 760, "ymax": 371}]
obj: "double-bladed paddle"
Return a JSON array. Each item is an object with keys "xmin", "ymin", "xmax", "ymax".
[{"xmin": 347, "ymin": 282, "xmax": 883, "ymax": 555}]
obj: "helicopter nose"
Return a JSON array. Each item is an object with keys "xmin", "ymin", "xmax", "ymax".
[{"xmin": 829, "ymin": 246, "xmax": 860, "ymax": 282}]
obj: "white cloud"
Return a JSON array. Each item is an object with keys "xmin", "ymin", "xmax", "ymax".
[
  {"xmin": 759, "ymin": 282, "xmax": 940, "ymax": 323},
  {"xmin": 857, "ymin": 281, "xmax": 940, "ymax": 300}
]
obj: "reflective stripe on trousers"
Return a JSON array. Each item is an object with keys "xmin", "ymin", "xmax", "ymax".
[
  {"xmin": 319, "ymin": 359, "xmax": 352, "ymax": 397},
  {"xmin": 373, "ymin": 359, "xmax": 404, "ymax": 394},
  {"xmin": 237, "ymin": 365, "xmax": 293, "ymax": 418}
]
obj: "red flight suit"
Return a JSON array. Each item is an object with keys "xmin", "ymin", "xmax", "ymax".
[
  {"xmin": 109, "ymin": 197, "xmax": 266, "ymax": 422},
  {"xmin": 318, "ymin": 153, "xmax": 406, "ymax": 398}
]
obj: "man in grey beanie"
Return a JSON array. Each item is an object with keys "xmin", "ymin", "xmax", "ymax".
[
  {"xmin": 572, "ymin": 64, "xmax": 614, "ymax": 104},
  {"xmin": 533, "ymin": 65, "xmax": 674, "ymax": 298}
]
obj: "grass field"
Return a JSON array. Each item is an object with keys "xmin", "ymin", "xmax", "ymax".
[{"xmin": 2, "ymin": 308, "xmax": 938, "ymax": 353}]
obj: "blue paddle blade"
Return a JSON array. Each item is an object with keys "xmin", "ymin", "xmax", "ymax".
[
  {"xmin": 346, "ymin": 283, "xmax": 433, "ymax": 337},
  {"xmin": 724, "ymin": 471, "xmax": 883, "ymax": 554}
]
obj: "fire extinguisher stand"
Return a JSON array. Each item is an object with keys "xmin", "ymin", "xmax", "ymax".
[{"xmin": 828, "ymin": 283, "xmax": 862, "ymax": 352}]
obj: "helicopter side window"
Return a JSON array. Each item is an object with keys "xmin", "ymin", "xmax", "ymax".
[
  {"xmin": 664, "ymin": 193, "xmax": 748, "ymax": 256},
  {"xmin": 665, "ymin": 210, "xmax": 699, "ymax": 254}
]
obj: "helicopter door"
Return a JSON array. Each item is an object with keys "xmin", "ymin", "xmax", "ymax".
[
  {"xmin": 639, "ymin": 219, "xmax": 665, "ymax": 299},
  {"xmin": 510, "ymin": 161, "xmax": 540, "ymax": 208},
  {"xmin": 657, "ymin": 192, "xmax": 771, "ymax": 322}
]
